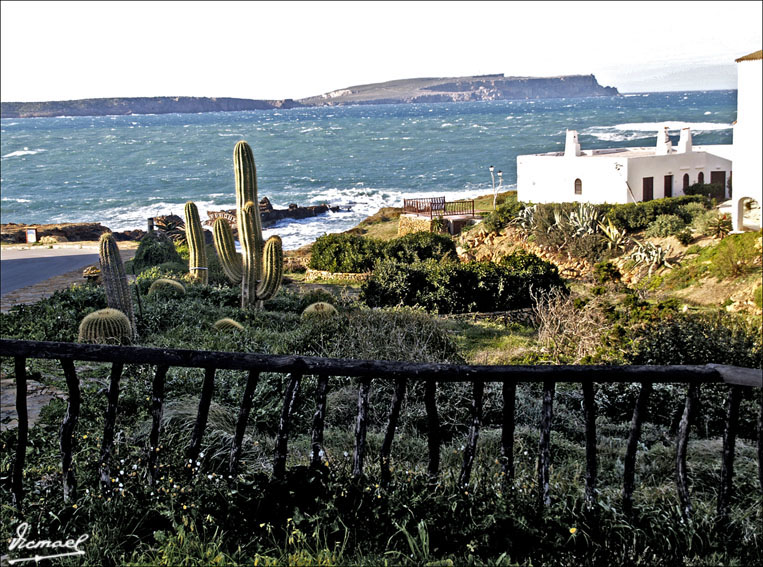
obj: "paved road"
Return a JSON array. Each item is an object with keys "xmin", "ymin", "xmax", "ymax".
[{"xmin": 0, "ymin": 248, "xmax": 100, "ymax": 295}]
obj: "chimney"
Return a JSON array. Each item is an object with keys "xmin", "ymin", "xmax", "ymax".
[
  {"xmin": 677, "ymin": 127, "xmax": 692, "ymax": 153},
  {"xmin": 655, "ymin": 126, "xmax": 672, "ymax": 155},
  {"xmin": 564, "ymin": 129, "xmax": 581, "ymax": 157}
]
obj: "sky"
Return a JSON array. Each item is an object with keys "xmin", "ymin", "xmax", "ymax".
[{"xmin": 1, "ymin": 1, "xmax": 761, "ymax": 102}]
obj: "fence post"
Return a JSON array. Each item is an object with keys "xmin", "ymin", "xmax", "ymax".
[
  {"xmin": 99, "ymin": 362, "xmax": 124, "ymax": 494},
  {"xmin": 148, "ymin": 365, "xmax": 168, "ymax": 485},
  {"xmin": 538, "ymin": 380, "xmax": 555, "ymax": 510},
  {"xmin": 353, "ymin": 378, "xmax": 371, "ymax": 478},
  {"xmin": 311, "ymin": 374, "xmax": 330, "ymax": 469},
  {"xmin": 459, "ymin": 380, "xmax": 484, "ymax": 488},
  {"xmin": 501, "ymin": 381, "xmax": 517, "ymax": 482},
  {"xmin": 229, "ymin": 370, "xmax": 259, "ymax": 477},
  {"xmin": 187, "ymin": 367, "xmax": 216, "ymax": 465},
  {"xmin": 623, "ymin": 381, "xmax": 652, "ymax": 515},
  {"xmin": 676, "ymin": 383, "xmax": 700, "ymax": 520},
  {"xmin": 12, "ymin": 357, "xmax": 28, "ymax": 511},
  {"xmin": 717, "ymin": 385, "xmax": 741, "ymax": 522},
  {"xmin": 425, "ymin": 380, "xmax": 440, "ymax": 478},
  {"xmin": 582, "ymin": 380, "xmax": 597, "ymax": 507},
  {"xmin": 380, "ymin": 378, "xmax": 407, "ymax": 487},
  {"xmin": 273, "ymin": 373, "xmax": 301, "ymax": 480},
  {"xmin": 60, "ymin": 359, "xmax": 81, "ymax": 502}
]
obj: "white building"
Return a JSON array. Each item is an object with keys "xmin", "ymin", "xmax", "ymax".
[
  {"xmin": 731, "ymin": 50, "xmax": 762, "ymax": 232},
  {"xmin": 517, "ymin": 127, "xmax": 733, "ymax": 205}
]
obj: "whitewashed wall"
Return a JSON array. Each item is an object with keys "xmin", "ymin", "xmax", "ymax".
[
  {"xmin": 627, "ymin": 151, "xmax": 732, "ymax": 201},
  {"xmin": 732, "ymin": 57, "xmax": 762, "ymax": 231}
]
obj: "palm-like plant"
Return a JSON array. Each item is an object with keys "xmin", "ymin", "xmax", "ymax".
[{"xmin": 599, "ymin": 218, "xmax": 628, "ymax": 252}]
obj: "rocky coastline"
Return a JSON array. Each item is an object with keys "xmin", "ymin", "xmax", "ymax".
[{"xmin": 2, "ymin": 74, "xmax": 618, "ymax": 118}]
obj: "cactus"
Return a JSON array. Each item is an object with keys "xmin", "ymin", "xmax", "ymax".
[
  {"xmin": 147, "ymin": 278, "xmax": 186, "ymax": 296},
  {"xmin": 78, "ymin": 308, "xmax": 132, "ymax": 344},
  {"xmin": 213, "ymin": 318, "xmax": 244, "ymax": 332},
  {"xmin": 184, "ymin": 201, "xmax": 208, "ymax": 284},
  {"xmin": 213, "ymin": 141, "xmax": 284, "ymax": 308},
  {"xmin": 99, "ymin": 233, "xmax": 136, "ymax": 338},
  {"xmin": 301, "ymin": 302, "xmax": 338, "ymax": 319}
]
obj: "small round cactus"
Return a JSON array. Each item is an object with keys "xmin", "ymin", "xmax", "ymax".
[
  {"xmin": 147, "ymin": 278, "xmax": 186, "ymax": 297},
  {"xmin": 301, "ymin": 302, "xmax": 338, "ymax": 319},
  {"xmin": 213, "ymin": 318, "xmax": 244, "ymax": 332},
  {"xmin": 78, "ymin": 308, "xmax": 133, "ymax": 344}
]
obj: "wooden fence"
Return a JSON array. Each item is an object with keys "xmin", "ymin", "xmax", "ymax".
[
  {"xmin": 1, "ymin": 338, "xmax": 761, "ymax": 522},
  {"xmin": 403, "ymin": 197, "xmax": 475, "ymax": 218}
]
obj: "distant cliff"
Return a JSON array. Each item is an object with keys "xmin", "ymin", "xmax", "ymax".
[
  {"xmin": 0, "ymin": 96, "xmax": 304, "ymax": 119},
  {"xmin": 1, "ymin": 74, "xmax": 618, "ymax": 118},
  {"xmin": 300, "ymin": 74, "xmax": 619, "ymax": 105}
]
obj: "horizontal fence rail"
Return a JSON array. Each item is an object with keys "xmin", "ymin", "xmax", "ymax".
[
  {"xmin": 1, "ymin": 338, "xmax": 761, "ymax": 521},
  {"xmin": 403, "ymin": 197, "xmax": 476, "ymax": 218}
]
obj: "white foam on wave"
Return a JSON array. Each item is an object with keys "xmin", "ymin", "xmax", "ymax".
[
  {"xmin": 585, "ymin": 121, "xmax": 732, "ymax": 142},
  {"xmin": 1, "ymin": 197, "xmax": 31, "ymax": 203},
  {"xmin": 2, "ymin": 148, "xmax": 45, "ymax": 158}
]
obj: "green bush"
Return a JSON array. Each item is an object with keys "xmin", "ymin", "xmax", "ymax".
[
  {"xmin": 384, "ymin": 231, "xmax": 457, "ymax": 264},
  {"xmin": 685, "ymin": 182, "xmax": 726, "ymax": 201},
  {"xmin": 754, "ymin": 284, "xmax": 762, "ymax": 308},
  {"xmin": 645, "ymin": 214, "xmax": 686, "ymax": 237},
  {"xmin": 132, "ymin": 231, "xmax": 184, "ymax": 272},
  {"xmin": 678, "ymin": 201, "xmax": 710, "ymax": 223},
  {"xmin": 604, "ymin": 196, "xmax": 710, "ymax": 231},
  {"xmin": 593, "ymin": 261, "xmax": 621, "ymax": 284},
  {"xmin": 675, "ymin": 228, "xmax": 694, "ymax": 246},
  {"xmin": 482, "ymin": 199, "xmax": 524, "ymax": 234},
  {"xmin": 361, "ymin": 251, "xmax": 564, "ymax": 314},
  {"xmin": 308, "ymin": 233, "xmax": 386, "ymax": 273}
]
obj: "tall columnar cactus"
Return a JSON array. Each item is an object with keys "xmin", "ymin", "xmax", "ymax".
[
  {"xmin": 184, "ymin": 201, "xmax": 208, "ymax": 284},
  {"xmin": 78, "ymin": 308, "xmax": 133, "ymax": 344},
  {"xmin": 99, "ymin": 233, "xmax": 136, "ymax": 337},
  {"xmin": 213, "ymin": 141, "xmax": 284, "ymax": 308}
]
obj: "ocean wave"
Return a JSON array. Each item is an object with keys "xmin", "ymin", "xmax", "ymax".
[
  {"xmin": 1, "ymin": 197, "xmax": 31, "ymax": 203},
  {"xmin": 2, "ymin": 148, "xmax": 46, "ymax": 158},
  {"xmin": 585, "ymin": 120, "xmax": 732, "ymax": 142}
]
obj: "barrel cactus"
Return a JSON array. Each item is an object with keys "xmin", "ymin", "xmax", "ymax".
[
  {"xmin": 213, "ymin": 318, "xmax": 244, "ymax": 332},
  {"xmin": 147, "ymin": 278, "xmax": 186, "ymax": 297},
  {"xmin": 184, "ymin": 201, "xmax": 208, "ymax": 284},
  {"xmin": 212, "ymin": 141, "xmax": 284, "ymax": 309},
  {"xmin": 78, "ymin": 308, "xmax": 133, "ymax": 344},
  {"xmin": 99, "ymin": 233, "xmax": 135, "ymax": 338},
  {"xmin": 301, "ymin": 302, "xmax": 338, "ymax": 319}
]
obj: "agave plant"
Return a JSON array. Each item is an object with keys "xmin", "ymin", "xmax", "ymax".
[
  {"xmin": 598, "ymin": 218, "xmax": 629, "ymax": 252},
  {"xmin": 568, "ymin": 202, "xmax": 602, "ymax": 237},
  {"xmin": 627, "ymin": 238, "xmax": 673, "ymax": 276},
  {"xmin": 512, "ymin": 205, "xmax": 537, "ymax": 237}
]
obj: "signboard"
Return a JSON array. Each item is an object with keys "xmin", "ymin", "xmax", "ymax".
[
  {"xmin": 204, "ymin": 211, "xmax": 236, "ymax": 227},
  {"xmin": 26, "ymin": 229, "xmax": 38, "ymax": 243}
]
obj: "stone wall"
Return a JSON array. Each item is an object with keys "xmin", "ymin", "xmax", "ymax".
[
  {"xmin": 304, "ymin": 269, "xmax": 371, "ymax": 283},
  {"xmin": 397, "ymin": 214, "xmax": 434, "ymax": 236}
]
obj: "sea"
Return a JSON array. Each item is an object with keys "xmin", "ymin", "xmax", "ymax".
[{"xmin": 1, "ymin": 90, "xmax": 737, "ymax": 250}]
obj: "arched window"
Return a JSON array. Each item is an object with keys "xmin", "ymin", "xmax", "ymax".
[
  {"xmin": 574, "ymin": 178, "xmax": 582, "ymax": 195},
  {"xmin": 683, "ymin": 173, "xmax": 690, "ymax": 190},
  {"xmin": 698, "ymin": 172, "xmax": 705, "ymax": 184}
]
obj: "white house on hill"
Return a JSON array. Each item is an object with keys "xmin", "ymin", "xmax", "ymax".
[
  {"xmin": 516, "ymin": 127, "xmax": 733, "ymax": 205},
  {"xmin": 731, "ymin": 50, "xmax": 762, "ymax": 232}
]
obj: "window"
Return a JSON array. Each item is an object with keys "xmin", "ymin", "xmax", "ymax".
[
  {"xmin": 698, "ymin": 172, "xmax": 704, "ymax": 184},
  {"xmin": 683, "ymin": 173, "xmax": 689, "ymax": 190},
  {"xmin": 574, "ymin": 178, "xmax": 582, "ymax": 195}
]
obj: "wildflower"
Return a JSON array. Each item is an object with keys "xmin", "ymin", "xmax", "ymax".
[
  {"xmin": 82, "ymin": 435, "xmax": 88, "ymax": 440},
  {"xmin": 569, "ymin": 527, "xmax": 577, "ymax": 535},
  {"xmin": 183, "ymin": 505, "xmax": 187, "ymax": 510},
  {"xmin": 199, "ymin": 452, "xmax": 205, "ymax": 458},
  {"xmin": 72, "ymin": 504, "xmax": 78, "ymax": 509}
]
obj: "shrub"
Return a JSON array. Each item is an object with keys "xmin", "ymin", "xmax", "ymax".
[
  {"xmin": 132, "ymin": 231, "xmax": 184, "ymax": 272},
  {"xmin": 678, "ymin": 201, "xmax": 710, "ymax": 223},
  {"xmin": 606, "ymin": 196, "xmax": 710, "ymax": 231},
  {"xmin": 308, "ymin": 233, "xmax": 386, "ymax": 273},
  {"xmin": 593, "ymin": 261, "xmax": 621, "ymax": 284},
  {"xmin": 685, "ymin": 182, "xmax": 726, "ymax": 201},
  {"xmin": 645, "ymin": 214, "xmax": 686, "ymax": 238},
  {"xmin": 675, "ymin": 228, "xmax": 694, "ymax": 246},
  {"xmin": 384, "ymin": 231, "xmax": 457, "ymax": 264},
  {"xmin": 482, "ymin": 200, "xmax": 524, "ymax": 234},
  {"xmin": 754, "ymin": 284, "xmax": 762, "ymax": 308},
  {"xmin": 361, "ymin": 251, "xmax": 564, "ymax": 314}
]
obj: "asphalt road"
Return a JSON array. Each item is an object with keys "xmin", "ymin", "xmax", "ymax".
[{"xmin": 0, "ymin": 248, "xmax": 101, "ymax": 295}]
